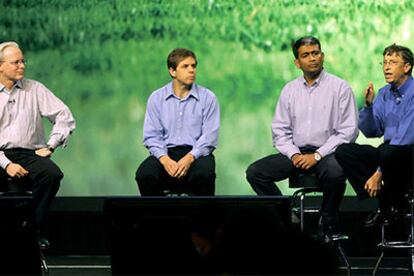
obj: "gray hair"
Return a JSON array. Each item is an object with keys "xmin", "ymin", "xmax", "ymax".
[{"xmin": 0, "ymin": 41, "xmax": 20, "ymax": 60}]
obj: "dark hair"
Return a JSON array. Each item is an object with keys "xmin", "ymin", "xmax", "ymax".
[
  {"xmin": 292, "ymin": 36, "xmax": 322, "ymax": 59},
  {"xmin": 167, "ymin": 48, "xmax": 197, "ymax": 70},
  {"xmin": 383, "ymin": 43, "xmax": 413, "ymax": 75}
]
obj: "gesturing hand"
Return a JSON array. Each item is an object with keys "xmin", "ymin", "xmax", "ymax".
[{"xmin": 364, "ymin": 81, "xmax": 375, "ymax": 107}]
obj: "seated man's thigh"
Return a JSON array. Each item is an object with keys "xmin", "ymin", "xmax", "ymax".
[
  {"xmin": 316, "ymin": 154, "xmax": 345, "ymax": 183},
  {"xmin": 186, "ymin": 155, "xmax": 215, "ymax": 195}
]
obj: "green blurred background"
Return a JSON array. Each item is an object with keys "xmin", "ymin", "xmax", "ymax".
[{"xmin": 1, "ymin": 0, "xmax": 412, "ymax": 196}]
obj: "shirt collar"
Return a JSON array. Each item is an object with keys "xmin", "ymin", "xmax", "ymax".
[
  {"xmin": 0, "ymin": 80, "xmax": 23, "ymax": 93},
  {"xmin": 392, "ymin": 75, "xmax": 413, "ymax": 96},
  {"xmin": 15, "ymin": 80, "xmax": 23, "ymax": 89},
  {"xmin": 301, "ymin": 69, "xmax": 326, "ymax": 87},
  {"xmin": 164, "ymin": 82, "xmax": 199, "ymax": 100}
]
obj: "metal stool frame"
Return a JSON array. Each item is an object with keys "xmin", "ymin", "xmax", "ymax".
[
  {"xmin": 0, "ymin": 178, "xmax": 49, "ymax": 274},
  {"xmin": 373, "ymin": 192, "xmax": 414, "ymax": 275},
  {"xmin": 290, "ymin": 173, "xmax": 351, "ymax": 276}
]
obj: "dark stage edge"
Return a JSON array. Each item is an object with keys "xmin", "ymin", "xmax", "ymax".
[
  {"xmin": 43, "ymin": 255, "xmax": 411, "ymax": 276},
  {"xmin": 46, "ymin": 196, "xmax": 384, "ymax": 256}
]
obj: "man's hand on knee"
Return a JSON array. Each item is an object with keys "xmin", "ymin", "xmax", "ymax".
[
  {"xmin": 5, "ymin": 163, "xmax": 29, "ymax": 178},
  {"xmin": 175, "ymin": 153, "xmax": 195, "ymax": 178},
  {"xmin": 364, "ymin": 170, "xmax": 382, "ymax": 197},
  {"xmin": 159, "ymin": 155, "xmax": 179, "ymax": 177}
]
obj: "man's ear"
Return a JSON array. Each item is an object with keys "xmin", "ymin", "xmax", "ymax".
[
  {"xmin": 404, "ymin": 63, "xmax": 412, "ymax": 75},
  {"xmin": 169, "ymin": 67, "xmax": 176, "ymax": 78},
  {"xmin": 294, "ymin": 59, "xmax": 301, "ymax": 69}
]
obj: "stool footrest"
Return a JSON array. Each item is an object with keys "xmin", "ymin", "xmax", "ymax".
[
  {"xmin": 378, "ymin": 241, "xmax": 414, "ymax": 249},
  {"xmin": 331, "ymin": 234, "xmax": 349, "ymax": 241},
  {"xmin": 292, "ymin": 207, "xmax": 319, "ymax": 214}
]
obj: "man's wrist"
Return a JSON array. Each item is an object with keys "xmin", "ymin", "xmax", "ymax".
[
  {"xmin": 314, "ymin": 152, "xmax": 322, "ymax": 162},
  {"xmin": 47, "ymin": 145, "xmax": 55, "ymax": 153}
]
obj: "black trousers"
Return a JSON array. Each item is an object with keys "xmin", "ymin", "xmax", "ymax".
[
  {"xmin": 246, "ymin": 149, "xmax": 346, "ymax": 221},
  {"xmin": 136, "ymin": 146, "xmax": 216, "ymax": 196},
  {"xmin": 335, "ymin": 143, "xmax": 414, "ymax": 210},
  {"xmin": 0, "ymin": 149, "xmax": 63, "ymax": 234}
]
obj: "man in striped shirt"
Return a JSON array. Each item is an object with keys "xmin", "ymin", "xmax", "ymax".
[{"xmin": 0, "ymin": 41, "xmax": 76, "ymax": 249}]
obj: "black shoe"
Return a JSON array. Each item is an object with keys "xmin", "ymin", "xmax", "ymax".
[
  {"xmin": 364, "ymin": 208, "xmax": 389, "ymax": 227},
  {"xmin": 317, "ymin": 216, "xmax": 339, "ymax": 244},
  {"xmin": 38, "ymin": 237, "xmax": 51, "ymax": 250}
]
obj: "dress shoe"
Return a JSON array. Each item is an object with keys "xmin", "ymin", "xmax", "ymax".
[
  {"xmin": 316, "ymin": 216, "xmax": 340, "ymax": 244},
  {"xmin": 364, "ymin": 206, "xmax": 408, "ymax": 227},
  {"xmin": 38, "ymin": 237, "xmax": 51, "ymax": 250},
  {"xmin": 364, "ymin": 208, "xmax": 388, "ymax": 227}
]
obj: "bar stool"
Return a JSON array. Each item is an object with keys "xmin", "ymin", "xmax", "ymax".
[
  {"xmin": 373, "ymin": 191, "xmax": 414, "ymax": 275},
  {"xmin": 0, "ymin": 177, "xmax": 49, "ymax": 274},
  {"xmin": 290, "ymin": 172, "xmax": 351, "ymax": 275}
]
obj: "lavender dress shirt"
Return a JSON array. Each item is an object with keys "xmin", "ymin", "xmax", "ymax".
[{"xmin": 272, "ymin": 70, "xmax": 359, "ymax": 159}]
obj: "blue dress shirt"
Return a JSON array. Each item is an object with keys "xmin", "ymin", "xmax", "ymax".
[
  {"xmin": 143, "ymin": 82, "xmax": 220, "ymax": 159},
  {"xmin": 359, "ymin": 76, "xmax": 414, "ymax": 145}
]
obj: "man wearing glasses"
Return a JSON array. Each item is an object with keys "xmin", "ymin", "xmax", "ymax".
[
  {"xmin": 0, "ymin": 41, "xmax": 76, "ymax": 249},
  {"xmin": 335, "ymin": 44, "xmax": 414, "ymax": 227},
  {"xmin": 246, "ymin": 36, "xmax": 359, "ymax": 242},
  {"xmin": 136, "ymin": 48, "xmax": 220, "ymax": 196}
]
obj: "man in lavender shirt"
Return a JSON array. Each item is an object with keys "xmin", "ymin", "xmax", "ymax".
[
  {"xmin": 136, "ymin": 48, "xmax": 220, "ymax": 196},
  {"xmin": 246, "ymin": 36, "xmax": 358, "ymax": 241},
  {"xmin": 0, "ymin": 42, "xmax": 76, "ymax": 248}
]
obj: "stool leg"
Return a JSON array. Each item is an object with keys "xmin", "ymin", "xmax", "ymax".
[
  {"xmin": 373, "ymin": 251, "xmax": 384, "ymax": 276},
  {"xmin": 40, "ymin": 250, "xmax": 49, "ymax": 275},
  {"xmin": 300, "ymin": 193, "xmax": 305, "ymax": 232},
  {"xmin": 411, "ymin": 210, "xmax": 414, "ymax": 275},
  {"xmin": 373, "ymin": 222, "xmax": 387, "ymax": 276},
  {"xmin": 337, "ymin": 242, "xmax": 351, "ymax": 276}
]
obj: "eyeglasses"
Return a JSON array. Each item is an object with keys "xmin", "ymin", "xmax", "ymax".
[
  {"xmin": 0, "ymin": 59, "xmax": 26, "ymax": 66},
  {"xmin": 380, "ymin": 60, "xmax": 406, "ymax": 67}
]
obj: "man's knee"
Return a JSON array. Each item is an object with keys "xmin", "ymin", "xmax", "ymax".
[
  {"xmin": 190, "ymin": 169, "xmax": 216, "ymax": 184},
  {"xmin": 46, "ymin": 165, "xmax": 64, "ymax": 184},
  {"xmin": 378, "ymin": 143, "xmax": 396, "ymax": 163},
  {"xmin": 335, "ymin": 143, "xmax": 351, "ymax": 162},
  {"xmin": 246, "ymin": 163, "xmax": 259, "ymax": 184}
]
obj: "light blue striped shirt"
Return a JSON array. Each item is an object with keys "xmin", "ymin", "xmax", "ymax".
[
  {"xmin": 0, "ymin": 79, "xmax": 76, "ymax": 169},
  {"xmin": 143, "ymin": 82, "xmax": 220, "ymax": 159}
]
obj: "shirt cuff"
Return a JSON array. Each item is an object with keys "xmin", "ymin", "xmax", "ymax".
[
  {"xmin": 287, "ymin": 150, "xmax": 301, "ymax": 160},
  {"xmin": 152, "ymin": 149, "xmax": 168, "ymax": 160},
  {"xmin": 189, "ymin": 149, "xmax": 201, "ymax": 159},
  {"xmin": 0, "ymin": 153, "xmax": 12, "ymax": 170},
  {"xmin": 47, "ymin": 138, "xmax": 60, "ymax": 150}
]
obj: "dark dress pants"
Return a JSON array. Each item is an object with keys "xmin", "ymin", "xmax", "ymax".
[
  {"xmin": 0, "ymin": 149, "xmax": 63, "ymax": 234},
  {"xmin": 335, "ymin": 143, "xmax": 414, "ymax": 210},
  {"xmin": 246, "ymin": 151, "xmax": 346, "ymax": 222},
  {"xmin": 136, "ymin": 146, "xmax": 216, "ymax": 196}
]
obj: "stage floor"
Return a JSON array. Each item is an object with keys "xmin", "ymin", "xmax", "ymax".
[{"xmin": 44, "ymin": 255, "xmax": 411, "ymax": 275}]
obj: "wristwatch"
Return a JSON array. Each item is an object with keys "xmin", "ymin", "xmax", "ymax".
[
  {"xmin": 314, "ymin": 152, "xmax": 321, "ymax": 161},
  {"xmin": 47, "ymin": 145, "xmax": 55, "ymax": 153}
]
